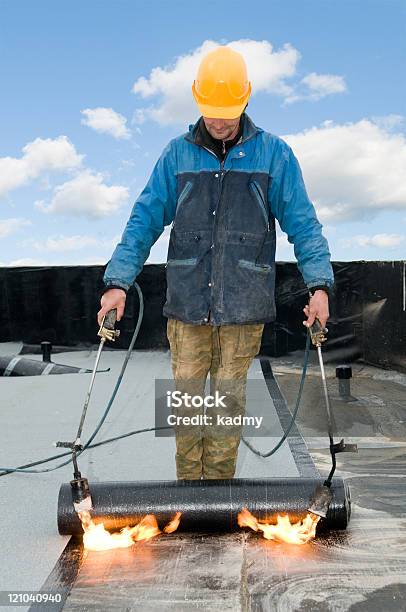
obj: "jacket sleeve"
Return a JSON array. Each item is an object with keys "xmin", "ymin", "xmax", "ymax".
[
  {"xmin": 268, "ymin": 139, "xmax": 334, "ymax": 290},
  {"xmin": 103, "ymin": 141, "xmax": 178, "ymax": 290}
]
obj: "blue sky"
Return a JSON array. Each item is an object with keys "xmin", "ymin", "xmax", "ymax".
[{"xmin": 1, "ymin": 0, "xmax": 405, "ymax": 266}]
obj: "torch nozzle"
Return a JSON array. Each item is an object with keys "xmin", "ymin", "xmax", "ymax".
[
  {"xmin": 70, "ymin": 476, "xmax": 93, "ymax": 513},
  {"xmin": 308, "ymin": 483, "xmax": 333, "ymax": 518}
]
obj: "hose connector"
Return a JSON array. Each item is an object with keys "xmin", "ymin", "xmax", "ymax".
[{"xmin": 308, "ymin": 318, "xmax": 328, "ymax": 348}]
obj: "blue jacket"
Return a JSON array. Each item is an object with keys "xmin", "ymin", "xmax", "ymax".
[{"xmin": 104, "ymin": 114, "xmax": 334, "ymax": 325}]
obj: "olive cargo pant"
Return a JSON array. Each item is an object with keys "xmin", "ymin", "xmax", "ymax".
[{"xmin": 166, "ymin": 318, "xmax": 264, "ymax": 480}]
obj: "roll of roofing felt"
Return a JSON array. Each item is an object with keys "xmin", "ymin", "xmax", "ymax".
[
  {"xmin": 57, "ymin": 477, "xmax": 351, "ymax": 535},
  {"xmin": 0, "ymin": 356, "xmax": 90, "ymax": 376}
]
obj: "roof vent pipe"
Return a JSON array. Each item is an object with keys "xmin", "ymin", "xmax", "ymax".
[{"xmin": 41, "ymin": 341, "xmax": 52, "ymax": 363}]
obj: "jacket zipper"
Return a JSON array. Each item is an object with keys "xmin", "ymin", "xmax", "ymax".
[
  {"xmin": 199, "ymin": 145, "xmax": 224, "ymax": 327},
  {"xmin": 194, "ymin": 138, "xmax": 246, "ymax": 327}
]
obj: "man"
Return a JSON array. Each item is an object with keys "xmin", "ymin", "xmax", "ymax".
[{"xmin": 98, "ymin": 46, "xmax": 333, "ymax": 480}]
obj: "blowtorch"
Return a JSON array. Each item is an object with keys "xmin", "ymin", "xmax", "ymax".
[
  {"xmin": 307, "ymin": 318, "xmax": 357, "ymax": 518},
  {"xmin": 55, "ymin": 309, "xmax": 120, "ymax": 514}
]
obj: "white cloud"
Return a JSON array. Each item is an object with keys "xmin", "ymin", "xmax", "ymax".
[
  {"xmin": 36, "ymin": 171, "xmax": 129, "ymax": 219},
  {"xmin": 275, "ymin": 225, "xmax": 295, "ymax": 260},
  {"xmin": 0, "ymin": 254, "xmax": 114, "ymax": 267},
  {"xmin": 0, "ymin": 136, "xmax": 83, "ymax": 198},
  {"xmin": 283, "ymin": 117, "xmax": 406, "ymax": 222},
  {"xmin": 132, "ymin": 109, "xmax": 147, "ymax": 125},
  {"xmin": 371, "ymin": 114, "xmax": 404, "ymax": 131},
  {"xmin": 229, "ymin": 39, "xmax": 300, "ymax": 96},
  {"xmin": 341, "ymin": 234, "xmax": 404, "ymax": 249},
  {"xmin": 25, "ymin": 234, "xmax": 120, "ymax": 252},
  {"xmin": 146, "ymin": 224, "xmax": 171, "ymax": 263},
  {"xmin": 81, "ymin": 107, "xmax": 131, "ymax": 139},
  {"xmin": 302, "ymin": 72, "xmax": 346, "ymax": 97},
  {"xmin": 79, "ymin": 255, "xmax": 110, "ymax": 265},
  {"xmin": 132, "ymin": 39, "xmax": 301, "ymax": 125},
  {"xmin": 4, "ymin": 258, "xmax": 48, "ymax": 267},
  {"xmin": 0, "ymin": 218, "xmax": 31, "ymax": 238},
  {"xmin": 131, "ymin": 39, "xmax": 347, "ymax": 124},
  {"xmin": 286, "ymin": 72, "xmax": 347, "ymax": 104}
]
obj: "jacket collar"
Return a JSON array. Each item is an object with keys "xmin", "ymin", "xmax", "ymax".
[{"xmin": 184, "ymin": 113, "xmax": 262, "ymax": 147}]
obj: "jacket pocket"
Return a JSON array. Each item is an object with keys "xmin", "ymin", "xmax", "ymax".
[
  {"xmin": 237, "ymin": 259, "xmax": 272, "ymax": 274},
  {"xmin": 235, "ymin": 324, "xmax": 265, "ymax": 358},
  {"xmin": 166, "ymin": 257, "xmax": 198, "ymax": 267},
  {"xmin": 249, "ymin": 180, "xmax": 269, "ymax": 229}
]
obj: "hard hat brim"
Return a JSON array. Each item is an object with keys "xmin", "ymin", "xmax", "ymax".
[{"xmin": 195, "ymin": 102, "xmax": 247, "ymax": 120}]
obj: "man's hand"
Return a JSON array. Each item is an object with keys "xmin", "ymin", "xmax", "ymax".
[
  {"xmin": 303, "ymin": 290, "xmax": 329, "ymax": 329},
  {"xmin": 97, "ymin": 288, "xmax": 127, "ymax": 327}
]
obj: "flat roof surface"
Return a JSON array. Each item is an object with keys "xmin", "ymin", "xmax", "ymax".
[{"xmin": 1, "ymin": 343, "xmax": 405, "ymax": 611}]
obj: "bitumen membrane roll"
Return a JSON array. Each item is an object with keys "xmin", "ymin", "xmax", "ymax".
[
  {"xmin": 57, "ymin": 477, "xmax": 351, "ymax": 535},
  {"xmin": 0, "ymin": 356, "xmax": 90, "ymax": 376}
]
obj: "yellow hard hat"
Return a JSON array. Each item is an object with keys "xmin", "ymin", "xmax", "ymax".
[{"xmin": 192, "ymin": 46, "xmax": 252, "ymax": 119}]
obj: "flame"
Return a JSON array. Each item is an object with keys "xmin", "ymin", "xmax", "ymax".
[
  {"xmin": 78, "ymin": 511, "xmax": 181, "ymax": 551},
  {"xmin": 128, "ymin": 514, "xmax": 161, "ymax": 542},
  {"xmin": 163, "ymin": 511, "xmax": 182, "ymax": 534},
  {"xmin": 238, "ymin": 508, "xmax": 320, "ymax": 544}
]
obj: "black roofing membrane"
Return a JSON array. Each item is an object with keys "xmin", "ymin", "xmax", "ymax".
[
  {"xmin": 40, "ymin": 446, "xmax": 406, "ymax": 612},
  {"xmin": 0, "ymin": 262, "xmax": 404, "ymax": 611}
]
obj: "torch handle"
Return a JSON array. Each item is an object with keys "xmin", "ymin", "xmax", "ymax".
[{"xmin": 103, "ymin": 308, "xmax": 117, "ymax": 330}]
